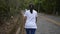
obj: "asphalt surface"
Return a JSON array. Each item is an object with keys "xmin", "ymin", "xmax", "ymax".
[{"xmin": 36, "ymin": 13, "xmax": 60, "ymax": 34}]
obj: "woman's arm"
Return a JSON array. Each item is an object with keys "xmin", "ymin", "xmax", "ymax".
[
  {"xmin": 24, "ymin": 16, "xmax": 27, "ymax": 23},
  {"xmin": 23, "ymin": 16, "xmax": 27, "ymax": 28},
  {"xmin": 36, "ymin": 17, "xmax": 37, "ymax": 23}
]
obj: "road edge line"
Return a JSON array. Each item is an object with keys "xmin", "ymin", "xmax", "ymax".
[{"xmin": 40, "ymin": 16, "xmax": 60, "ymax": 26}]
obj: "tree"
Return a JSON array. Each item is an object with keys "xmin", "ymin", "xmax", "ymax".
[{"xmin": 0, "ymin": 0, "xmax": 25, "ymax": 25}]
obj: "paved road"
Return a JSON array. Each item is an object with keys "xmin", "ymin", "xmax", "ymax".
[{"xmin": 36, "ymin": 13, "xmax": 60, "ymax": 34}]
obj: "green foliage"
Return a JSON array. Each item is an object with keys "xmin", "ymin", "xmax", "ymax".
[
  {"xmin": 33, "ymin": 0, "xmax": 60, "ymax": 15},
  {"xmin": 0, "ymin": 0, "xmax": 25, "ymax": 25},
  {"xmin": 42, "ymin": 0, "xmax": 56, "ymax": 13},
  {"xmin": 0, "ymin": 0, "xmax": 60, "ymax": 24}
]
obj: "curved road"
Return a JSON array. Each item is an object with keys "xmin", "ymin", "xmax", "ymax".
[{"xmin": 36, "ymin": 13, "xmax": 60, "ymax": 34}]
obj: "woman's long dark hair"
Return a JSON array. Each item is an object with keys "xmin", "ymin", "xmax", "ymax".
[{"xmin": 29, "ymin": 4, "xmax": 34, "ymax": 14}]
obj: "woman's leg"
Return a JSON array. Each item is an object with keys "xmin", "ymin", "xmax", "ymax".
[
  {"xmin": 25, "ymin": 29, "xmax": 30, "ymax": 34},
  {"xmin": 30, "ymin": 29, "xmax": 36, "ymax": 34},
  {"xmin": 25, "ymin": 29, "xmax": 36, "ymax": 34}
]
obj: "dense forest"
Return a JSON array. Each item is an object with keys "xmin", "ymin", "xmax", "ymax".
[
  {"xmin": 23, "ymin": 0, "xmax": 60, "ymax": 15},
  {"xmin": 0, "ymin": 0, "xmax": 60, "ymax": 24},
  {"xmin": 0, "ymin": 0, "xmax": 23, "ymax": 25}
]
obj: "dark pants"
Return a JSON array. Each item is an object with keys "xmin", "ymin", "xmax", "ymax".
[{"xmin": 25, "ymin": 28, "xmax": 36, "ymax": 34}]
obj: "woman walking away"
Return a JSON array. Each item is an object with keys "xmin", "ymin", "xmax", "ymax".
[{"xmin": 24, "ymin": 4, "xmax": 38, "ymax": 34}]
